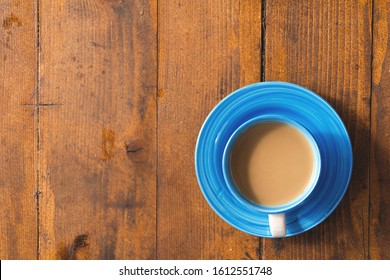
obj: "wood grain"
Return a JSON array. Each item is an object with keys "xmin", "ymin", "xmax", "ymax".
[
  {"xmin": 38, "ymin": 0, "xmax": 157, "ymax": 259},
  {"xmin": 2, "ymin": 0, "xmax": 390, "ymax": 260},
  {"xmin": 0, "ymin": 0, "xmax": 38, "ymax": 259},
  {"xmin": 262, "ymin": 0, "xmax": 372, "ymax": 259},
  {"xmin": 370, "ymin": 0, "xmax": 390, "ymax": 260},
  {"xmin": 157, "ymin": 0, "xmax": 261, "ymax": 259}
]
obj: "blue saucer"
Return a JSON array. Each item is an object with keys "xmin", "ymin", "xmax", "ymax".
[{"xmin": 195, "ymin": 82, "xmax": 353, "ymax": 237}]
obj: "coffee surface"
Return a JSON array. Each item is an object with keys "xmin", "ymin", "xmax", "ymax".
[{"xmin": 230, "ymin": 122, "xmax": 314, "ymax": 206}]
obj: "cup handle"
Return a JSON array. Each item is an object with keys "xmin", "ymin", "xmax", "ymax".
[{"xmin": 268, "ymin": 213, "xmax": 286, "ymax": 237}]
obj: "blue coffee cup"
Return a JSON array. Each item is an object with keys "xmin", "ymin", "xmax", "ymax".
[
  {"xmin": 222, "ymin": 115, "xmax": 321, "ymax": 237},
  {"xmin": 195, "ymin": 82, "xmax": 352, "ymax": 237}
]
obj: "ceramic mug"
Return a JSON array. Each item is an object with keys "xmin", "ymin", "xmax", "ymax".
[
  {"xmin": 222, "ymin": 115, "xmax": 321, "ymax": 237},
  {"xmin": 195, "ymin": 82, "xmax": 353, "ymax": 237}
]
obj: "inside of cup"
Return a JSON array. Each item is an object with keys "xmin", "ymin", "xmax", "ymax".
[{"xmin": 222, "ymin": 115, "xmax": 321, "ymax": 214}]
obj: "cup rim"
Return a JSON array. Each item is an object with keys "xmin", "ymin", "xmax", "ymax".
[{"xmin": 222, "ymin": 114, "xmax": 321, "ymax": 214}]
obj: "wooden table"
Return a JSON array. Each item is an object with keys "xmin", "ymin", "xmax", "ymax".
[{"xmin": 0, "ymin": 0, "xmax": 389, "ymax": 260}]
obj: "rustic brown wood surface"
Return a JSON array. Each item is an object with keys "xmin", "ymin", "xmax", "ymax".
[
  {"xmin": 0, "ymin": 0, "xmax": 38, "ymax": 259},
  {"xmin": 0, "ymin": 0, "xmax": 389, "ymax": 260},
  {"xmin": 157, "ymin": 0, "xmax": 261, "ymax": 259},
  {"xmin": 370, "ymin": 0, "xmax": 390, "ymax": 260},
  {"xmin": 38, "ymin": 0, "xmax": 157, "ymax": 259}
]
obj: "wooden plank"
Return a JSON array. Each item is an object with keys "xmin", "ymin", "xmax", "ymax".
[
  {"xmin": 39, "ymin": 0, "xmax": 157, "ymax": 259},
  {"xmin": 158, "ymin": 0, "xmax": 261, "ymax": 259},
  {"xmin": 0, "ymin": 0, "xmax": 37, "ymax": 259},
  {"xmin": 370, "ymin": 0, "xmax": 390, "ymax": 260},
  {"xmin": 263, "ymin": 0, "xmax": 371, "ymax": 259}
]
